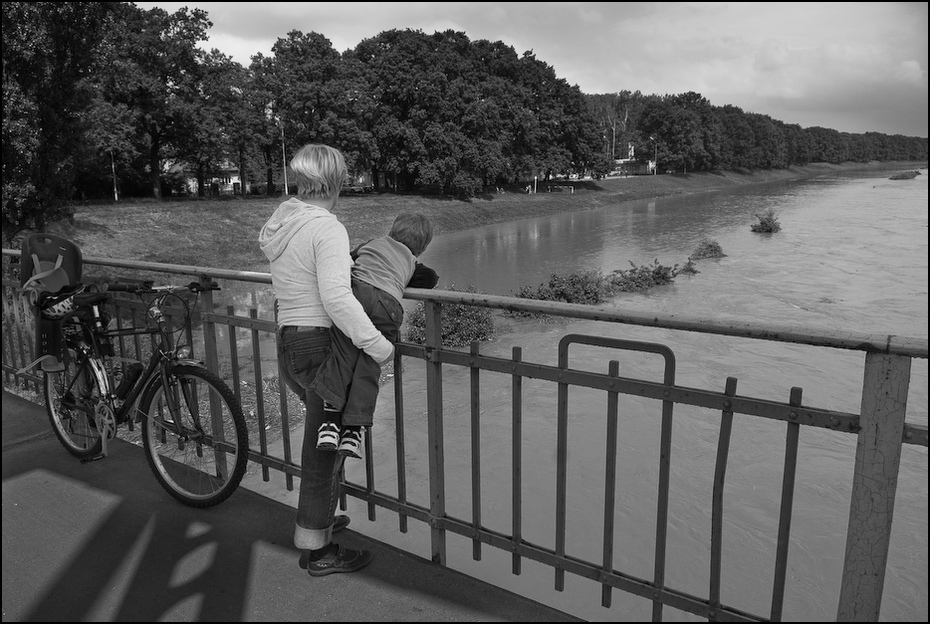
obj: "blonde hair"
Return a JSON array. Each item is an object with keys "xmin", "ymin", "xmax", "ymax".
[
  {"xmin": 389, "ymin": 213, "xmax": 433, "ymax": 256},
  {"xmin": 289, "ymin": 144, "xmax": 347, "ymax": 199}
]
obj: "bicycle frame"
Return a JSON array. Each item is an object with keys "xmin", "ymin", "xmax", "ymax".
[{"xmin": 62, "ymin": 287, "xmax": 208, "ymax": 458}]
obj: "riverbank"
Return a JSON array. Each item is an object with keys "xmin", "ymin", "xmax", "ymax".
[{"xmin": 39, "ymin": 160, "xmax": 925, "ymax": 273}]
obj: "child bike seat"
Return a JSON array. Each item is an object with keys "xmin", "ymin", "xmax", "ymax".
[{"xmin": 18, "ymin": 234, "xmax": 84, "ymax": 373}]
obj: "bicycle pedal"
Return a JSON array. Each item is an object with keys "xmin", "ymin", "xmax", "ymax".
[{"xmin": 80, "ymin": 454, "xmax": 106, "ymax": 464}]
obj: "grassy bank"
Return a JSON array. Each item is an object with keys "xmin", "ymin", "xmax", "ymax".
[{"xmin": 37, "ymin": 161, "xmax": 923, "ymax": 273}]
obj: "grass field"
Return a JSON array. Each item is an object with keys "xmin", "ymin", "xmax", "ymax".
[{"xmin": 21, "ymin": 161, "xmax": 914, "ymax": 273}]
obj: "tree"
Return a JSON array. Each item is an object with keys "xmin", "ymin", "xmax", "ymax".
[
  {"xmin": 80, "ymin": 98, "xmax": 138, "ymax": 201},
  {"xmin": 93, "ymin": 5, "xmax": 212, "ymax": 198},
  {"xmin": 2, "ymin": 1, "xmax": 116, "ymax": 242}
]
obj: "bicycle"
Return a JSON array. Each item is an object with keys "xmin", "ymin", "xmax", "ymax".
[{"xmin": 35, "ymin": 278, "xmax": 249, "ymax": 508}]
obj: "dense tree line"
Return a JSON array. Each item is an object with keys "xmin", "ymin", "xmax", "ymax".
[{"xmin": 3, "ymin": 2, "xmax": 927, "ymax": 243}]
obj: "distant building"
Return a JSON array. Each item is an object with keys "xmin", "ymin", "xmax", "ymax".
[
  {"xmin": 166, "ymin": 160, "xmax": 249, "ymax": 196},
  {"xmin": 611, "ymin": 143, "xmax": 652, "ymax": 176}
]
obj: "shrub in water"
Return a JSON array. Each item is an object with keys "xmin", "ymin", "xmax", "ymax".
[
  {"xmin": 751, "ymin": 208, "xmax": 781, "ymax": 233},
  {"xmin": 680, "ymin": 257, "xmax": 699, "ymax": 274},
  {"xmin": 690, "ymin": 239, "xmax": 726, "ymax": 259},
  {"xmin": 405, "ymin": 284, "xmax": 495, "ymax": 347},
  {"xmin": 605, "ymin": 259, "xmax": 679, "ymax": 293}
]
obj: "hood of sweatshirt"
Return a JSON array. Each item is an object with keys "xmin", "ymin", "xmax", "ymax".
[{"xmin": 258, "ymin": 198, "xmax": 336, "ymax": 262}]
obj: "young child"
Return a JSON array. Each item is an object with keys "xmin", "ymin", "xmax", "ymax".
[{"xmin": 309, "ymin": 212, "xmax": 438, "ymax": 458}]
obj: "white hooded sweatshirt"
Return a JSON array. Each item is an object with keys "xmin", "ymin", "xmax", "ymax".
[{"xmin": 258, "ymin": 197, "xmax": 393, "ymax": 364}]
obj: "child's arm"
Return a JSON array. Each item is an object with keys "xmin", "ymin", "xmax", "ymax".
[{"xmin": 408, "ymin": 263, "xmax": 439, "ymax": 289}]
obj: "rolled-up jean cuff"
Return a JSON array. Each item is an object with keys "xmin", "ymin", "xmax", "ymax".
[{"xmin": 295, "ymin": 523, "xmax": 332, "ymax": 550}]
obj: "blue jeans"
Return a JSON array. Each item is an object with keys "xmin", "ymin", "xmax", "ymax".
[{"xmin": 276, "ymin": 325, "xmax": 343, "ymax": 550}]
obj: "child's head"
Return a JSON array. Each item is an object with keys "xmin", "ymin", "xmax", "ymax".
[
  {"xmin": 289, "ymin": 144, "xmax": 347, "ymax": 199},
  {"xmin": 389, "ymin": 213, "xmax": 433, "ymax": 256}
]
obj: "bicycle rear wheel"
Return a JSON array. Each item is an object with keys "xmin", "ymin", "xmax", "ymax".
[
  {"xmin": 44, "ymin": 348, "xmax": 104, "ymax": 458},
  {"xmin": 140, "ymin": 364, "xmax": 248, "ymax": 507}
]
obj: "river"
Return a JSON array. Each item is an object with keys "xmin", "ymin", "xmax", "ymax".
[{"xmin": 338, "ymin": 165, "xmax": 928, "ymax": 622}]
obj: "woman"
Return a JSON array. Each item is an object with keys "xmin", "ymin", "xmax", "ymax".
[{"xmin": 259, "ymin": 143, "xmax": 393, "ymax": 576}]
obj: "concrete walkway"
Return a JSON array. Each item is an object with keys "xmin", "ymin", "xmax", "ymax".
[{"xmin": 2, "ymin": 390, "xmax": 582, "ymax": 622}]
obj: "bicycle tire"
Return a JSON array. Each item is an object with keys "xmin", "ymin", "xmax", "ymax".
[
  {"xmin": 44, "ymin": 348, "xmax": 104, "ymax": 458},
  {"xmin": 139, "ymin": 364, "xmax": 248, "ymax": 507}
]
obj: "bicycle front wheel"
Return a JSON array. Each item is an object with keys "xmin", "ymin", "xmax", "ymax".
[
  {"xmin": 45, "ymin": 348, "xmax": 104, "ymax": 458},
  {"xmin": 140, "ymin": 364, "xmax": 248, "ymax": 507}
]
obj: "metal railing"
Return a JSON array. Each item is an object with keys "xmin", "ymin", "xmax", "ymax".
[{"xmin": 3, "ymin": 250, "xmax": 927, "ymax": 622}]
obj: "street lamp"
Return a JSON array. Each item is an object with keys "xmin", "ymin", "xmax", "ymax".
[
  {"xmin": 650, "ymin": 136, "xmax": 657, "ymax": 175},
  {"xmin": 281, "ymin": 123, "xmax": 288, "ymax": 193}
]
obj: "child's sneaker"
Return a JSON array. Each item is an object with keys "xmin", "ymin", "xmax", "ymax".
[
  {"xmin": 316, "ymin": 422, "xmax": 340, "ymax": 451},
  {"xmin": 337, "ymin": 427, "xmax": 363, "ymax": 459}
]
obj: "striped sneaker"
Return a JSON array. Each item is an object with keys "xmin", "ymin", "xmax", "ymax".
[
  {"xmin": 337, "ymin": 427, "xmax": 363, "ymax": 459},
  {"xmin": 316, "ymin": 422, "xmax": 340, "ymax": 451}
]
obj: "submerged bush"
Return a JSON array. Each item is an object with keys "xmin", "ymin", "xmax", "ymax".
[
  {"xmin": 751, "ymin": 208, "xmax": 781, "ymax": 233},
  {"xmin": 691, "ymin": 239, "xmax": 726, "ymax": 259},
  {"xmin": 510, "ymin": 259, "xmax": 681, "ymax": 316},
  {"xmin": 680, "ymin": 257, "xmax": 699, "ymax": 274},
  {"xmin": 605, "ymin": 259, "xmax": 679, "ymax": 293},
  {"xmin": 405, "ymin": 284, "xmax": 495, "ymax": 347}
]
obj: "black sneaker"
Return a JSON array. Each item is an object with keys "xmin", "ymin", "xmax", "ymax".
[
  {"xmin": 337, "ymin": 427, "xmax": 363, "ymax": 459},
  {"xmin": 333, "ymin": 514, "xmax": 350, "ymax": 533},
  {"xmin": 299, "ymin": 544, "xmax": 373, "ymax": 576}
]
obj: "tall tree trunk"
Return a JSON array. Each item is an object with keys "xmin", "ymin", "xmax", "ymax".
[
  {"xmin": 238, "ymin": 148, "xmax": 246, "ymax": 195},
  {"xmin": 149, "ymin": 137, "xmax": 161, "ymax": 199}
]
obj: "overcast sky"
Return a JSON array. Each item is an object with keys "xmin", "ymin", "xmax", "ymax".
[{"xmin": 136, "ymin": 2, "xmax": 928, "ymax": 137}]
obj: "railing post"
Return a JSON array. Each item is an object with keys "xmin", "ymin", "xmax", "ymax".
[
  {"xmin": 198, "ymin": 274, "xmax": 220, "ymax": 375},
  {"xmin": 837, "ymin": 352, "xmax": 911, "ymax": 621},
  {"xmin": 424, "ymin": 300, "xmax": 447, "ymax": 565}
]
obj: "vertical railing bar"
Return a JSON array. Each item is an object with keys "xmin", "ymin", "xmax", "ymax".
[
  {"xmin": 5, "ymin": 291, "xmax": 22, "ymax": 387},
  {"xmin": 470, "ymin": 341, "xmax": 482, "ymax": 561},
  {"xmin": 512, "ymin": 346, "xmax": 523, "ymax": 575},
  {"xmin": 275, "ymin": 357, "xmax": 294, "ymax": 490},
  {"xmin": 112, "ymin": 300, "xmax": 135, "ymax": 432},
  {"xmin": 710, "ymin": 376, "xmax": 738, "ymax": 620},
  {"xmin": 652, "ymin": 349, "xmax": 677, "ymax": 622},
  {"xmin": 198, "ymin": 275, "xmax": 218, "ymax": 371},
  {"xmin": 226, "ymin": 304, "xmax": 242, "ymax": 406},
  {"xmin": 249, "ymin": 308, "xmax": 270, "ymax": 481},
  {"xmin": 1, "ymin": 287, "xmax": 17, "ymax": 385},
  {"xmin": 197, "ymin": 276, "xmax": 227, "ymax": 459},
  {"xmin": 115, "ymin": 299, "xmax": 128, "ymax": 359},
  {"xmin": 362, "ymin": 305, "xmax": 377, "ymax": 520},
  {"xmin": 1, "ymin": 304, "xmax": 14, "ymax": 385},
  {"xmin": 837, "ymin": 353, "xmax": 911, "ymax": 621},
  {"xmin": 27, "ymin": 293, "xmax": 42, "ymax": 395},
  {"xmin": 770, "ymin": 386, "xmax": 802, "ymax": 622},
  {"xmin": 364, "ymin": 424, "xmax": 377, "ymax": 520},
  {"xmin": 424, "ymin": 300, "xmax": 447, "ymax": 564},
  {"xmin": 393, "ymin": 347, "xmax": 409, "ymax": 533},
  {"xmin": 131, "ymin": 307, "xmax": 142, "ymax": 357},
  {"xmin": 14, "ymin": 291, "xmax": 34, "ymax": 393},
  {"xmin": 555, "ymin": 341, "xmax": 570, "ymax": 592},
  {"xmin": 185, "ymin": 301, "xmax": 195, "ymax": 358},
  {"xmin": 601, "ymin": 360, "xmax": 620, "ymax": 608}
]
